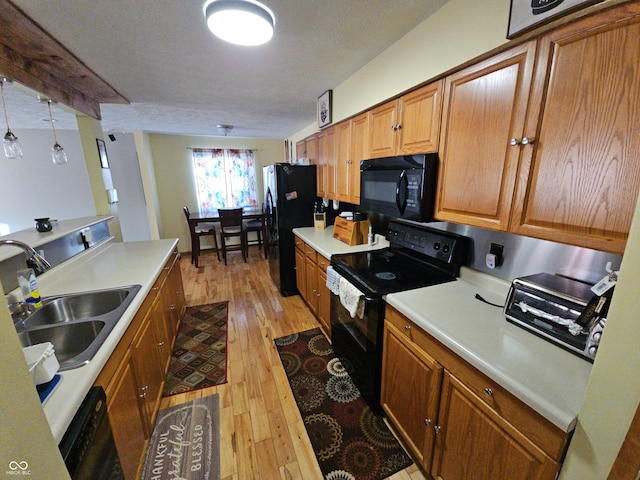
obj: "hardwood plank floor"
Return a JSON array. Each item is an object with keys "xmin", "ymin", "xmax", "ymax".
[{"xmin": 158, "ymin": 247, "xmax": 428, "ymax": 480}]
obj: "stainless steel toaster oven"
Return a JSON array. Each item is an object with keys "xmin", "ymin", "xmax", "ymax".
[{"xmin": 504, "ymin": 273, "xmax": 610, "ymax": 361}]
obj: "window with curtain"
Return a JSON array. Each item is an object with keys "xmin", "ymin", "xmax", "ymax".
[{"xmin": 192, "ymin": 148, "xmax": 258, "ymax": 211}]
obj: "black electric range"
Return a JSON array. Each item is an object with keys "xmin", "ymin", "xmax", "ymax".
[
  {"xmin": 331, "ymin": 221, "xmax": 469, "ymax": 296},
  {"xmin": 329, "ymin": 220, "xmax": 469, "ymax": 413}
]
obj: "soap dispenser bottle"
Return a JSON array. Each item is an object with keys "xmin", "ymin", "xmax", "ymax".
[{"xmin": 17, "ymin": 268, "xmax": 43, "ymax": 308}]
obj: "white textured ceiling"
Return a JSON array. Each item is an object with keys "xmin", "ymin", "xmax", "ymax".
[{"xmin": 3, "ymin": 0, "xmax": 450, "ymax": 138}]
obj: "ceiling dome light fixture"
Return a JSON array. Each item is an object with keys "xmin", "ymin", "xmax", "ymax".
[
  {"xmin": 216, "ymin": 124, "xmax": 234, "ymax": 136},
  {"xmin": 204, "ymin": 0, "xmax": 275, "ymax": 46}
]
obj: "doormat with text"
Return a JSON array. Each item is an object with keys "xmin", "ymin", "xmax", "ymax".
[
  {"xmin": 140, "ymin": 394, "xmax": 220, "ymax": 480},
  {"xmin": 274, "ymin": 328, "xmax": 413, "ymax": 480},
  {"xmin": 163, "ymin": 301, "xmax": 228, "ymax": 396}
]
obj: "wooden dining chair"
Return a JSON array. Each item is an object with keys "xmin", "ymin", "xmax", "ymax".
[
  {"xmin": 244, "ymin": 205, "xmax": 266, "ymax": 259},
  {"xmin": 183, "ymin": 206, "xmax": 220, "ymax": 267},
  {"xmin": 218, "ymin": 208, "xmax": 247, "ymax": 265}
]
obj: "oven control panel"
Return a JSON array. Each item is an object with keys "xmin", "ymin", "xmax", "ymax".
[{"xmin": 387, "ymin": 221, "xmax": 468, "ymax": 266}]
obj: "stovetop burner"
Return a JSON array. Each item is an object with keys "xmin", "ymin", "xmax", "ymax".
[{"xmin": 375, "ymin": 271, "xmax": 397, "ymax": 281}]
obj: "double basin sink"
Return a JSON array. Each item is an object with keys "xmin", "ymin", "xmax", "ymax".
[{"xmin": 14, "ymin": 285, "xmax": 142, "ymax": 371}]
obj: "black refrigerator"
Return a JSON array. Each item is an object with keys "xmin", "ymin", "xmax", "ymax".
[{"xmin": 263, "ymin": 163, "xmax": 317, "ymax": 296}]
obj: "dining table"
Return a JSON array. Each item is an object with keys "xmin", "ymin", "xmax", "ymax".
[{"xmin": 190, "ymin": 206, "xmax": 267, "ymax": 257}]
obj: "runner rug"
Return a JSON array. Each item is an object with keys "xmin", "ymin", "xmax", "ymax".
[
  {"xmin": 274, "ymin": 327, "xmax": 413, "ymax": 480},
  {"xmin": 163, "ymin": 302, "xmax": 229, "ymax": 397},
  {"xmin": 140, "ymin": 394, "xmax": 220, "ymax": 480}
]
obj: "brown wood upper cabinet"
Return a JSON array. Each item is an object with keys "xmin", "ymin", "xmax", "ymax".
[
  {"xmin": 436, "ymin": 41, "xmax": 537, "ymax": 232},
  {"xmin": 368, "ymin": 81, "xmax": 443, "ymax": 159},
  {"xmin": 510, "ymin": 5, "xmax": 640, "ymax": 254},
  {"xmin": 317, "ymin": 126, "xmax": 336, "ymax": 198},
  {"xmin": 336, "ymin": 113, "xmax": 368, "ymax": 204},
  {"xmin": 295, "ymin": 134, "xmax": 317, "ymax": 164},
  {"xmin": 437, "ymin": 3, "xmax": 640, "ymax": 254}
]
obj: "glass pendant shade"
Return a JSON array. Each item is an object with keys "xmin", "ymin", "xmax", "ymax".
[
  {"xmin": 1, "ymin": 80, "xmax": 23, "ymax": 159},
  {"xmin": 3, "ymin": 129, "xmax": 23, "ymax": 159},
  {"xmin": 47, "ymin": 100, "xmax": 67, "ymax": 165},
  {"xmin": 51, "ymin": 143, "xmax": 68, "ymax": 165},
  {"xmin": 204, "ymin": 0, "xmax": 275, "ymax": 46}
]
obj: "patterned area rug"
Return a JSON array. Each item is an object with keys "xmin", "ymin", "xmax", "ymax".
[
  {"xmin": 140, "ymin": 394, "xmax": 220, "ymax": 480},
  {"xmin": 274, "ymin": 328, "xmax": 413, "ymax": 480},
  {"xmin": 163, "ymin": 302, "xmax": 229, "ymax": 397}
]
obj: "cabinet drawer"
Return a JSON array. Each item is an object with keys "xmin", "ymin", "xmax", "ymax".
[
  {"xmin": 304, "ymin": 247, "xmax": 317, "ymax": 263},
  {"xmin": 316, "ymin": 254, "xmax": 330, "ymax": 272},
  {"xmin": 385, "ymin": 306, "xmax": 570, "ymax": 461},
  {"xmin": 294, "ymin": 237, "xmax": 305, "ymax": 251}
]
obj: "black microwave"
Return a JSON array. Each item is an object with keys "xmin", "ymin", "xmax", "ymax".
[{"xmin": 358, "ymin": 153, "xmax": 438, "ymax": 221}]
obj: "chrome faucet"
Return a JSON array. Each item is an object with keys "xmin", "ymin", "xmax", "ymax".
[{"xmin": 0, "ymin": 239, "xmax": 52, "ymax": 275}]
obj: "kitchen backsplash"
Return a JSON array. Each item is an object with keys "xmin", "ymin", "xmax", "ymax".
[
  {"xmin": 430, "ymin": 221, "xmax": 622, "ymax": 285},
  {"xmin": 367, "ymin": 213, "xmax": 622, "ymax": 285}
]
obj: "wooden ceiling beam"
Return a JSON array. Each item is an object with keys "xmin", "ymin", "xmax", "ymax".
[{"xmin": 0, "ymin": 0, "xmax": 128, "ymax": 120}]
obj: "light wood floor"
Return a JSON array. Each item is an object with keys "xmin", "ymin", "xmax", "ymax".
[{"xmin": 158, "ymin": 247, "xmax": 428, "ymax": 480}]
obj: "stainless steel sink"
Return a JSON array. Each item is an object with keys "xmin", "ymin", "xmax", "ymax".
[
  {"xmin": 22, "ymin": 287, "xmax": 137, "ymax": 328},
  {"xmin": 15, "ymin": 285, "xmax": 141, "ymax": 371},
  {"xmin": 18, "ymin": 321, "xmax": 106, "ymax": 364}
]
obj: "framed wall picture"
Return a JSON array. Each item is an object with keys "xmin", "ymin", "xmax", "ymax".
[
  {"xmin": 96, "ymin": 138, "xmax": 109, "ymax": 169},
  {"xmin": 507, "ymin": 0, "xmax": 603, "ymax": 38},
  {"xmin": 317, "ymin": 90, "xmax": 332, "ymax": 128}
]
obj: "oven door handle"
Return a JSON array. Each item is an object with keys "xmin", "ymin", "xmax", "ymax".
[
  {"xmin": 331, "ymin": 290, "xmax": 379, "ymax": 304},
  {"xmin": 359, "ymin": 294, "xmax": 379, "ymax": 303},
  {"xmin": 396, "ymin": 169, "xmax": 408, "ymax": 215}
]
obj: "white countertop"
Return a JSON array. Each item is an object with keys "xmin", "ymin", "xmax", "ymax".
[
  {"xmin": 292, "ymin": 226, "xmax": 389, "ymax": 259},
  {"xmin": 386, "ymin": 267, "xmax": 593, "ymax": 432},
  {"xmin": 21, "ymin": 237, "xmax": 178, "ymax": 442},
  {"xmin": 0, "ymin": 216, "xmax": 113, "ymax": 262},
  {"xmin": 295, "ymin": 227, "xmax": 593, "ymax": 432}
]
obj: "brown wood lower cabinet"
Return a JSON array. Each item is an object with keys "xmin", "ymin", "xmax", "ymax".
[
  {"xmin": 381, "ymin": 306, "xmax": 568, "ymax": 480},
  {"xmin": 130, "ymin": 308, "xmax": 165, "ymax": 436},
  {"xmin": 104, "ymin": 351, "xmax": 146, "ymax": 480},
  {"xmin": 93, "ymin": 250, "xmax": 185, "ymax": 480},
  {"xmin": 294, "ymin": 235, "xmax": 331, "ymax": 336},
  {"xmin": 316, "ymin": 255, "xmax": 331, "ymax": 335}
]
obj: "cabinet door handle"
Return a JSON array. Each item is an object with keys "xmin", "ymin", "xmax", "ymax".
[
  {"xmin": 424, "ymin": 418, "xmax": 432, "ymax": 426},
  {"xmin": 404, "ymin": 325, "xmax": 411, "ymax": 331},
  {"xmin": 510, "ymin": 137, "xmax": 534, "ymax": 146},
  {"xmin": 434, "ymin": 425, "xmax": 442, "ymax": 434},
  {"xmin": 158, "ymin": 341, "xmax": 165, "ymax": 346},
  {"xmin": 483, "ymin": 387, "xmax": 493, "ymax": 397}
]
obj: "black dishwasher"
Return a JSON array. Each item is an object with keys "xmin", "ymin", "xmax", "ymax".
[{"xmin": 58, "ymin": 386, "xmax": 124, "ymax": 480}]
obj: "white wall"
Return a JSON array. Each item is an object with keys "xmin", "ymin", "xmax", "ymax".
[
  {"xmin": 147, "ymin": 133, "xmax": 285, "ymax": 252},
  {"xmin": 0, "ymin": 129, "xmax": 96, "ymax": 234},
  {"xmin": 291, "ymin": 0, "xmax": 510, "ymax": 143},
  {"xmin": 105, "ymin": 133, "xmax": 153, "ymax": 242}
]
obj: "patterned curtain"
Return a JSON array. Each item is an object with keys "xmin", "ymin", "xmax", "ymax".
[{"xmin": 192, "ymin": 148, "xmax": 258, "ymax": 211}]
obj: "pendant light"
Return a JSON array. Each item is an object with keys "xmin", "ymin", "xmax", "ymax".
[
  {"xmin": 204, "ymin": 0, "xmax": 275, "ymax": 46},
  {"xmin": 1, "ymin": 79, "xmax": 23, "ymax": 160},
  {"xmin": 46, "ymin": 100, "xmax": 67, "ymax": 165}
]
